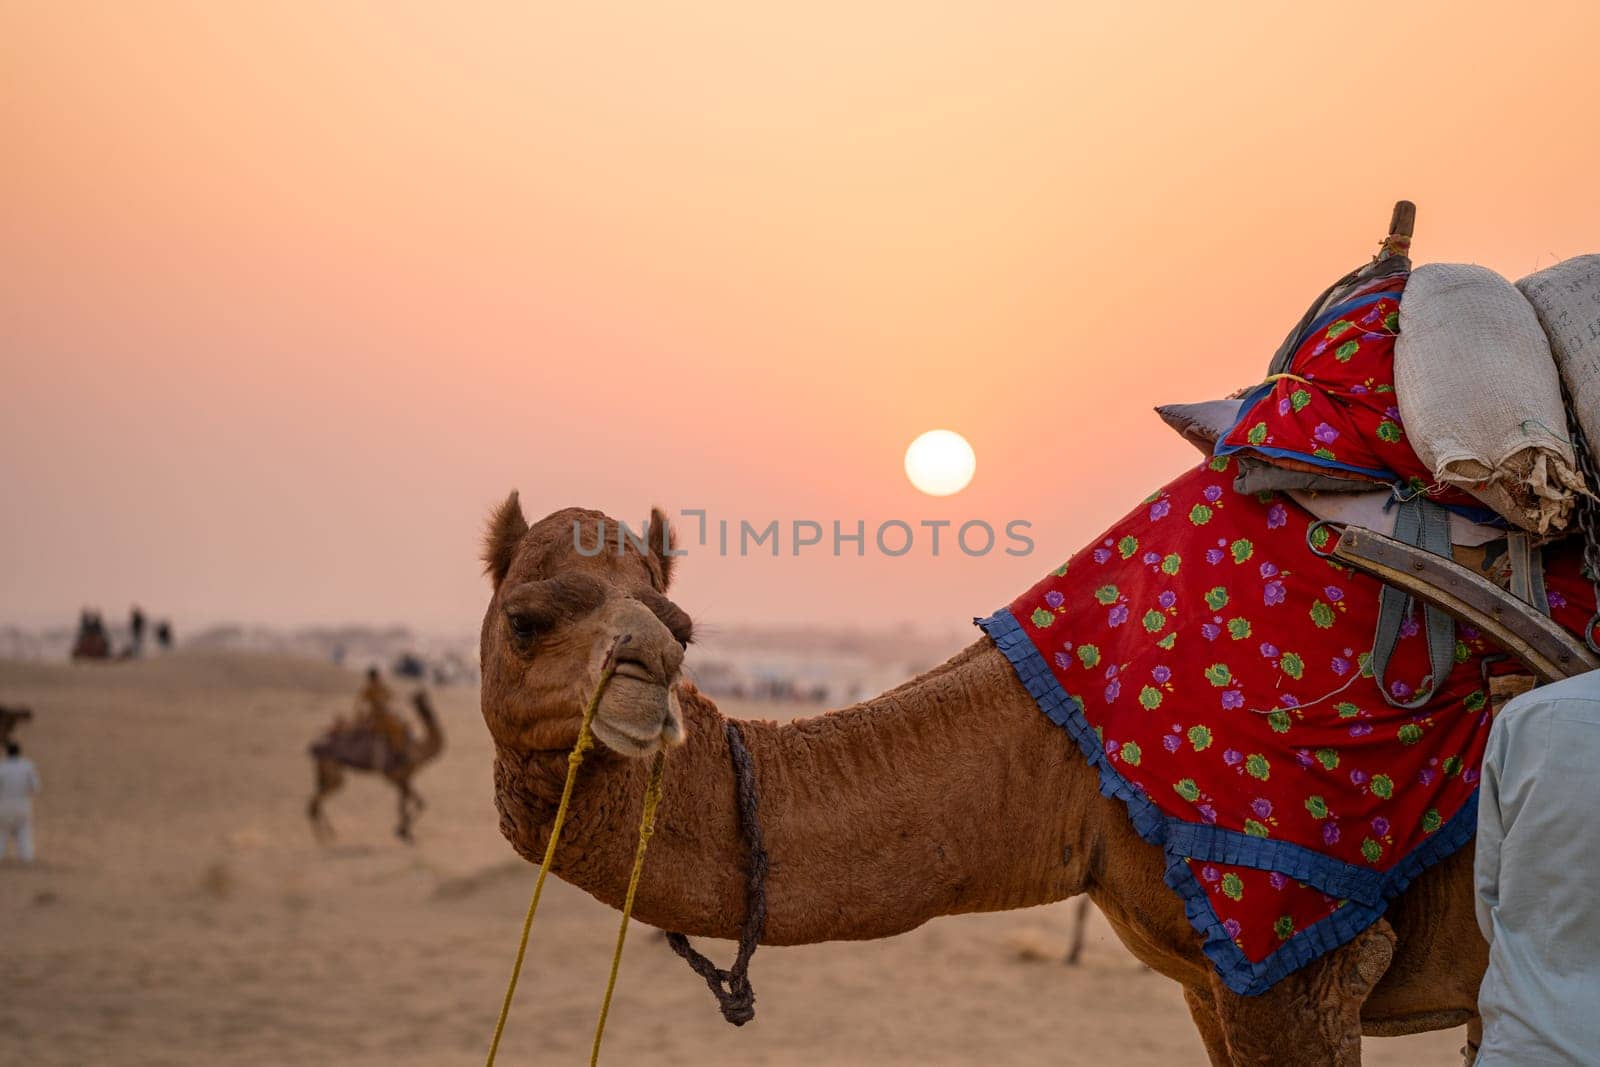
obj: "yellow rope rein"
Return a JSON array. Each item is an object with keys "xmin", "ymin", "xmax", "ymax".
[
  {"xmin": 484, "ymin": 638, "xmax": 669, "ymax": 1067},
  {"xmin": 590, "ymin": 750, "xmax": 666, "ymax": 1064}
]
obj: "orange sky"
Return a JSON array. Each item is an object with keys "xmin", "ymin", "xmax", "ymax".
[{"xmin": 5, "ymin": 2, "xmax": 1600, "ymax": 634}]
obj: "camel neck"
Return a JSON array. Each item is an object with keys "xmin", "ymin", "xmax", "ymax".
[
  {"xmin": 410, "ymin": 702, "xmax": 444, "ymax": 762},
  {"xmin": 493, "ymin": 638, "xmax": 1106, "ymax": 945}
]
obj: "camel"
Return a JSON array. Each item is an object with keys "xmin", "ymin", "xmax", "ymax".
[
  {"xmin": 307, "ymin": 690, "xmax": 445, "ymax": 843},
  {"xmin": 479, "ymin": 497, "xmax": 1488, "ymax": 1065}
]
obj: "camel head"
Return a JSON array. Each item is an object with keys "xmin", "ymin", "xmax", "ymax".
[
  {"xmin": 410, "ymin": 690, "xmax": 437, "ymax": 726},
  {"xmin": 479, "ymin": 493, "xmax": 692, "ymax": 759}
]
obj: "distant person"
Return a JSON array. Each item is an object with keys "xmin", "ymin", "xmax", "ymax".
[
  {"xmin": 154, "ymin": 620, "xmax": 173, "ymax": 651},
  {"xmin": 71, "ymin": 609, "xmax": 111, "ymax": 661},
  {"xmin": 129, "ymin": 605, "xmax": 146, "ymax": 655},
  {"xmin": 356, "ymin": 668, "xmax": 407, "ymax": 758},
  {"xmin": 359, "ymin": 666, "xmax": 393, "ymax": 714},
  {"xmin": 0, "ymin": 741, "xmax": 40, "ymax": 863}
]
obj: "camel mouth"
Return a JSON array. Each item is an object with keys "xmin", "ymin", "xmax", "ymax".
[
  {"xmin": 590, "ymin": 675, "xmax": 685, "ymax": 757},
  {"xmin": 590, "ymin": 719, "xmax": 664, "ymax": 756},
  {"xmin": 611, "ymin": 660, "xmax": 659, "ymax": 684}
]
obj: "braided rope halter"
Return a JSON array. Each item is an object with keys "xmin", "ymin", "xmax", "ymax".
[{"xmin": 486, "ymin": 637, "xmax": 767, "ymax": 1065}]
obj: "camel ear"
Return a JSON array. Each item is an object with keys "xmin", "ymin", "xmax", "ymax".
[
  {"xmin": 648, "ymin": 506, "xmax": 678, "ymax": 592},
  {"xmin": 483, "ymin": 491, "xmax": 529, "ymax": 587}
]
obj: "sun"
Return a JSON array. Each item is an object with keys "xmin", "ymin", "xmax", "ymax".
[{"xmin": 904, "ymin": 429, "xmax": 976, "ymax": 496}]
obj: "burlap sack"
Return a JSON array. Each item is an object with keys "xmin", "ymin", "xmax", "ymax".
[
  {"xmin": 1395, "ymin": 263, "xmax": 1584, "ymax": 534},
  {"xmin": 1517, "ymin": 255, "xmax": 1600, "ymax": 460}
]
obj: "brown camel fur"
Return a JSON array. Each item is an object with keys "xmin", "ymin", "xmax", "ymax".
[
  {"xmin": 308, "ymin": 690, "xmax": 445, "ymax": 843},
  {"xmin": 480, "ymin": 496, "xmax": 1488, "ymax": 1065}
]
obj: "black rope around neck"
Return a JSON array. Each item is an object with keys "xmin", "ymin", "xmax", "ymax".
[{"xmin": 665, "ymin": 719, "xmax": 767, "ymax": 1026}]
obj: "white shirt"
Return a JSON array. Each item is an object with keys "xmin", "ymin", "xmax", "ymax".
[
  {"xmin": 1476, "ymin": 672, "xmax": 1600, "ymax": 1065},
  {"xmin": 0, "ymin": 756, "xmax": 39, "ymax": 812}
]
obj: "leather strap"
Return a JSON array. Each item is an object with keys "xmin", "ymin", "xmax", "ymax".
[{"xmin": 1371, "ymin": 497, "xmax": 1456, "ymax": 709}]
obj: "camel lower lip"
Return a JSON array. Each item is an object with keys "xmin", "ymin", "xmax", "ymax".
[{"xmin": 594, "ymin": 722, "xmax": 662, "ymax": 752}]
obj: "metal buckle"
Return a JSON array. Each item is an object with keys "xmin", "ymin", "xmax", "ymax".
[{"xmin": 1305, "ymin": 519, "xmax": 1344, "ymax": 559}]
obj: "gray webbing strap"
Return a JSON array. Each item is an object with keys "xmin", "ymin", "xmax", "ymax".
[
  {"xmin": 1505, "ymin": 532, "xmax": 1552, "ymax": 616},
  {"xmin": 1371, "ymin": 497, "xmax": 1456, "ymax": 709}
]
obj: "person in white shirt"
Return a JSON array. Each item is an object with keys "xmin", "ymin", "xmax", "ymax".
[
  {"xmin": 0, "ymin": 741, "xmax": 40, "ymax": 863},
  {"xmin": 1475, "ymin": 671, "xmax": 1600, "ymax": 1064}
]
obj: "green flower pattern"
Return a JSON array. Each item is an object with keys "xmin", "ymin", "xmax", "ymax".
[
  {"xmin": 1214, "ymin": 273, "xmax": 1487, "ymax": 513},
  {"xmin": 1001, "ymin": 457, "xmax": 1600, "ymax": 970}
]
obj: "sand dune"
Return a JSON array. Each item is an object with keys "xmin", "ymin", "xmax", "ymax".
[{"xmin": 0, "ymin": 653, "xmax": 1465, "ymax": 1064}]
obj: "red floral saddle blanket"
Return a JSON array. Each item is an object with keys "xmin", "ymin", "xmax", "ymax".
[{"xmin": 979, "ymin": 456, "xmax": 1593, "ymax": 995}]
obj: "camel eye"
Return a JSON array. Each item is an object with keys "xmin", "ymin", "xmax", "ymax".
[
  {"xmin": 502, "ymin": 574, "xmax": 602, "ymax": 647},
  {"xmin": 506, "ymin": 610, "xmax": 543, "ymax": 642}
]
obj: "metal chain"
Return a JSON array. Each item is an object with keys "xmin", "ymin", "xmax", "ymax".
[{"xmin": 1560, "ymin": 392, "xmax": 1600, "ymax": 653}]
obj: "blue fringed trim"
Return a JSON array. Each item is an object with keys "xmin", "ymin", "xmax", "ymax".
[
  {"xmin": 1159, "ymin": 848, "xmax": 1391, "ymax": 994},
  {"xmin": 977, "ymin": 606, "xmax": 1479, "ymax": 996},
  {"xmin": 980, "ymin": 608, "xmax": 1170, "ymax": 846},
  {"xmin": 1164, "ymin": 822, "xmax": 1384, "ymax": 905}
]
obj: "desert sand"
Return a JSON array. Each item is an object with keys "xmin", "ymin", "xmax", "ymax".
[{"xmin": 0, "ymin": 652, "xmax": 1467, "ymax": 1065}]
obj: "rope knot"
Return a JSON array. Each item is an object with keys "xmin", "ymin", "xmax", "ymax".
[
  {"xmin": 486, "ymin": 650, "xmax": 769, "ymax": 1066},
  {"xmin": 718, "ymin": 979, "xmax": 756, "ymax": 1026},
  {"xmin": 662, "ymin": 718, "xmax": 769, "ymax": 1028},
  {"xmin": 664, "ymin": 939, "xmax": 759, "ymax": 1026}
]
